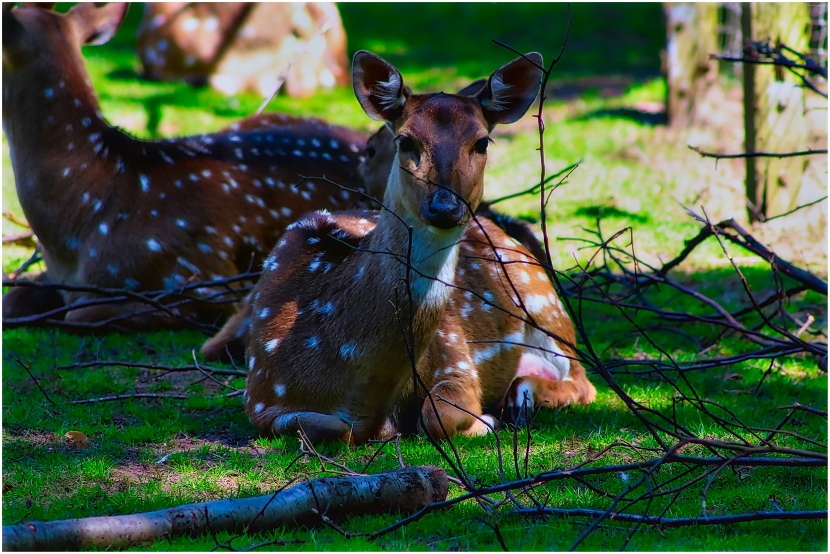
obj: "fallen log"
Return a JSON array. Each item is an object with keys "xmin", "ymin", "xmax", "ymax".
[{"xmin": 3, "ymin": 466, "xmax": 448, "ymax": 551}]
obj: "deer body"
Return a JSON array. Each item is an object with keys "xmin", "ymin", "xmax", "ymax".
[
  {"xmin": 228, "ymin": 50, "xmax": 596, "ymax": 443},
  {"xmin": 137, "ymin": 2, "xmax": 349, "ymax": 98},
  {"xmin": 2, "ymin": 4, "xmax": 368, "ymax": 329}
]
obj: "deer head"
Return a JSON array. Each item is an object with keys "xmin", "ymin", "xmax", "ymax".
[{"xmin": 352, "ymin": 50, "xmax": 543, "ymax": 230}]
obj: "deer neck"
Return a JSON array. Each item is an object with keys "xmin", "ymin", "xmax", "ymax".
[
  {"xmin": 3, "ymin": 47, "xmax": 121, "ymax": 203},
  {"xmin": 364, "ymin": 164, "xmax": 462, "ymax": 356},
  {"xmin": 3, "ymin": 48, "xmax": 133, "ymax": 265}
]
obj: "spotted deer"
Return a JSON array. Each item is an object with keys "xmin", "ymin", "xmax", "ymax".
[
  {"xmin": 207, "ymin": 50, "xmax": 596, "ymax": 444},
  {"xmin": 2, "ymin": 3, "xmax": 371, "ymax": 329},
  {"xmin": 137, "ymin": 2, "xmax": 349, "ymax": 98}
]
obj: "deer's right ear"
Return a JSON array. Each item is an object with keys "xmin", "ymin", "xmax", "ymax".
[
  {"xmin": 457, "ymin": 79, "xmax": 487, "ymax": 97},
  {"xmin": 352, "ymin": 50, "xmax": 407, "ymax": 122},
  {"xmin": 67, "ymin": 2, "xmax": 129, "ymax": 46},
  {"xmin": 2, "ymin": 9, "xmax": 31, "ymax": 66}
]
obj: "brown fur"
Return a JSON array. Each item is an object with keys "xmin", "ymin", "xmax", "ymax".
[
  {"xmin": 206, "ymin": 51, "xmax": 596, "ymax": 443},
  {"xmin": 2, "ymin": 4, "xmax": 370, "ymax": 330}
]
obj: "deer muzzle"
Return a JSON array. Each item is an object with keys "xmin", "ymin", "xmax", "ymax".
[{"xmin": 420, "ymin": 188, "xmax": 466, "ymax": 229}]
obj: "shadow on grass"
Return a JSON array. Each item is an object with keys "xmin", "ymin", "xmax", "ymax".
[
  {"xmin": 575, "ymin": 106, "xmax": 668, "ymax": 126},
  {"xmin": 574, "ymin": 205, "xmax": 651, "ymax": 223}
]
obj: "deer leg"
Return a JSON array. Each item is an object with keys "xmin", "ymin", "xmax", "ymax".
[
  {"xmin": 201, "ymin": 301, "xmax": 251, "ymax": 361},
  {"xmin": 504, "ymin": 357, "xmax": 597, "ymax": 426},
  {"xmin": 420, "ymin": 380, "xmax": 496, "ymax": 439},
  {"xmin": 267, "ymin": 410, "xmax": 354, "ymax": 444},
  {"xmin": 2, "ymin": 273, "xmax": 66, "ymax": 320}
]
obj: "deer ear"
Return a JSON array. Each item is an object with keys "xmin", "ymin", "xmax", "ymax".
[
  {"xmin": 2, "ymin": 8, "xmax": 31, "ymax": 66},
  {"xmin": 456, "ymin": 78, "xmax": 487, "ymax": 96},
  {"xmin": 67, "ymin": 2, "xmax": 129, "ymax": 46},
  {"xmin": 352, "ymin": 50, "xmax": 408, "ymax": 122},
  {"xmin": 477, "ymin": 52, "xmax": 544, "ymax": 127}
]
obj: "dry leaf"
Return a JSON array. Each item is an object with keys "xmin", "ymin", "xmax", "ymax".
[{"xmin": 65, "ymin": 430, "xmax": 89, "ymax": 446}]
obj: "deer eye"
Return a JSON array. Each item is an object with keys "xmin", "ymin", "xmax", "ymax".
[
  {"xmin": 397, "ymin": 135, "xmax": 416, "ymax": 153},
  {"xmin": 474, "ymin": 137, "xmax": 491, "ymax": 154},
  {"xmin": 366, "ymin": 146, "xmax": 376, "ymax": 158}
]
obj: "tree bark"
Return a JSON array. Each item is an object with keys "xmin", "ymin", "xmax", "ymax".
[{"xmin": 2, "ymin": 466, "xmax": 448, "ymax": 551}]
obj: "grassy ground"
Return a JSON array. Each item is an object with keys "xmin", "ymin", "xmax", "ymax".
[{"xmin": 2, "ymin": 2, "xmax": 827, "ymax": 551}]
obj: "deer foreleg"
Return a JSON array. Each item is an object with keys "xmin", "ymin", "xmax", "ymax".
[{"xmin": 419, "ymin": 380, "xmax": 495, "ymax": 439}]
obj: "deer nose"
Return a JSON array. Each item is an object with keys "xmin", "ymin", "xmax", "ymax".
[{"xmin": 421, "ymin": 188, "xmax": 466, "ymax": 229}]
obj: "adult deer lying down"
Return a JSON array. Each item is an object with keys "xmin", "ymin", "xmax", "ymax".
[
  {"xmin": 205, "ymin": 50, "xmax": 596, "ymax": 443},
  {"xmin": 2, "ymin": 3, "xmax": 368, "ymax": 329}
]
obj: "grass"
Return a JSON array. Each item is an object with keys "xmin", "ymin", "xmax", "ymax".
[{"xmin": 2, "ymin": 2, "xmax": 827, "ymax": 551}]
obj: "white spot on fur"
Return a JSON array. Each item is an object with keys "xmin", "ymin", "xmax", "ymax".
[
  {"xmin": 263, "ymin": 255, "xmax": 279, "ymax": 272},
  {"xmin": 339, "ymin": 343, "xmax": 358, "ymax": 359},
  {"xmin": 524, "ymin": 294, "xmax": 550, "ymax": 314},
  {"xmin": 473, "ymin": 343, "xmax": 502, "ymax": 365},
  {"xmin": 265, "ymin": 338, "xmax": 280, "ymax": 353}
]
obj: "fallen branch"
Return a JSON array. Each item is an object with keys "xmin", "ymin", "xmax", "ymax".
[
  {"xmin": 512, "ymin": 507, "xmax": 828, "ymax": 528},
  {"xmin": 688, "ymin": 145, "xmax": 828, "ymax": 160},
  {"xmin": 659, "ymin": 211, "xmax": 828, "ymax": 296},
  {"xmin": 1, "ymin": 466, "xmax": 448, "ymax": 551}
]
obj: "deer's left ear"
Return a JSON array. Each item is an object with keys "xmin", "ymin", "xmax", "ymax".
[
  {"xmin": 2, "ymin": 8, "xmax": 29, "ymax": 60},
  {"xmin": 352, "ymin": 50, "xmax": 408, "ymax": 123},
  {"xmin": 477, "ymin": 52, "xmax": 544, "ymax": 128},
  {"xmin": 67, "ymin": 2, "xmax": 129, "ymax": 46}
]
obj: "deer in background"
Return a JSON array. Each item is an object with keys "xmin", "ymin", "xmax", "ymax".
[
  {"xmin": 137, "ymin": 2, "xmax": 349, "ymax": 98},
  {"xmin": 206, "ymin": 50, "xmax": 596, "ymax": 444},
  {"xmin": 2, "ymin": 2, "xmax": 371, "ymax": 330}
]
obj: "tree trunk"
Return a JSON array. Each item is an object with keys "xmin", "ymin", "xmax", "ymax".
[
  {"xmin": 665, "ymin": 2, "xmax": 718, "ymax": 128},
  {"xmin": 741, "ymin": 2, "xmax": 811, "ymax": 221}
]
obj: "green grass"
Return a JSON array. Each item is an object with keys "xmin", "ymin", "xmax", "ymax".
[{"xmin": 2, "ymin": 2, "xmax": 827, "ymax": 551}]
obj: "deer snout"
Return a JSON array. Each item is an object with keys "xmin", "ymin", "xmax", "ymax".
[{"xmin": 420, "ymin": 188, "xmax": 466, "ymax": 229}]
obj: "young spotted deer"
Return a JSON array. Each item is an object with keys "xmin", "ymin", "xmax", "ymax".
[
  {"xmin": 215, "ymin": 50, "xmax": 595, "ymax": 444},
  {"xmin": 2, "ymin": 3, "xmax": 369, "ymax": 330}
]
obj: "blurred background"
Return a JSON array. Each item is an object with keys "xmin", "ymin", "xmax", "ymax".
[{"xmin": 3, "ymin": 2, "xmax": 827, "ymax": 275}]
